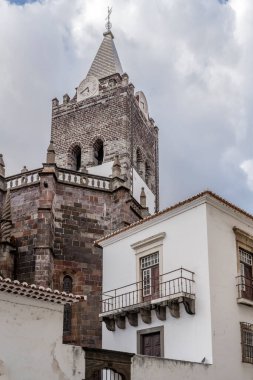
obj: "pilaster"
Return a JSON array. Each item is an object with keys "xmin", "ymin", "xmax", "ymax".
[{"xmin": 34, "ymin": 163, "xmax": 57, "ymax": 287}]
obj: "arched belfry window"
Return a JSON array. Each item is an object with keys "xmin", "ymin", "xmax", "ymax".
[
  {"xmin": 145, "ymin": 161, "xmax": 151, "ymax": 184},
  {"xmin": 93, "ymin": 139, "xmax": 104, "ymax": 165},
  {"xmin": 63, "ymin": 275, "xmax": 73, "ymax": 334},
  {"xmin": 69, "ymin": 145, "xmax": 81, "ymax": 171}
]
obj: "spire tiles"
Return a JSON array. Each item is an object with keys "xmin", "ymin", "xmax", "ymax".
[{"xmin": 87, "ymin": 30, "xmax": 123, "ymax": 80}]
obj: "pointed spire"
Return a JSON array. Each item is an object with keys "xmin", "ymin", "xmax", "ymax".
[
  {"xmin": 47, "ymin": 140, "xmax": 55, "ymax": 164},
  {"xmin": 0, "ymin": 154, "xmax": 5, "ymax": 177},
  {"xmin": 140, "ymin": 187, "xmax": 147, "ymax": 208},
  {"xmin": 87, "ymin": 31, "xmax": 123, "ymax": 80},
  {"xmin": 1, "ymin": 190, "xmax": 12, "ymax": 243}
]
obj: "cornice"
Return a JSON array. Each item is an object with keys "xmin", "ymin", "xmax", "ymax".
[{"xmin": 97, "ymin": 191, "xmax": 253, "ymax": 248}]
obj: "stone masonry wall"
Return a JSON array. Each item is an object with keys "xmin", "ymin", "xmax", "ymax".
[
  {"xmin": 51, "ymin": 181, "xmax": 140, "ymax": 347},
  {"xmin": 51, "ymin": 82, "xmax": 131, "ymax": 171},
  {"xmin": 10, "ymin": 184, "xmax": 40, "ymax": 283},
  {"xmin": 128, "ymin": 93, "xmax": 158, "ymax": 197},
  {"xmin": 51, "ymin": 74, "xmax": 158, "ymax": 205}
]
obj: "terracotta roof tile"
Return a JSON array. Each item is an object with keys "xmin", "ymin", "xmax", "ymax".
[{"xmin": 0, "ymin": 276, "xmax": 86, "ymax": 305}]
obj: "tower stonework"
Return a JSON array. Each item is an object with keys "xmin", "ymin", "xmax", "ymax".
[
  {"xmin": 0, "ymin": 29, "xmax": 159, "ymax": 347},
  {"xmin": 52, "ymin": 31, "xmax": 159, "ymax": 211}
]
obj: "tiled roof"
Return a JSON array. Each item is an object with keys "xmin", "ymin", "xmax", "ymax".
[
  {"xmin": 87, "ymin": 31, "xmax": 123, "ymax": 80},
  {"xmin": 96, "ymin": 190, "xmax": 253, "ymax": 245},
  {"xmin": 0, "ymin": 276, "xmax": 86, "ymax": 305}
]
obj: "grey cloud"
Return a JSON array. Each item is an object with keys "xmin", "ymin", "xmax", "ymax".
[{"xmin": 0, "ymin": 0, "xmax": 253, "ymax": 213}]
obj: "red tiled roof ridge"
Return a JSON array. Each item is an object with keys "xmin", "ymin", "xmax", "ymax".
[
  {"xmin": 0, "ymin": 276, "xmax": 86, "ymax": 305},
  {"xmin": 96, "ymin": 190, "xmax": 253, "ymax": 244}
]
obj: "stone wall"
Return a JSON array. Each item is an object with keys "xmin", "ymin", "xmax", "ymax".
[
  {"xmin": 131, "ymin": 354, "xmax": 252, "ymax": 380},
  {"xmin": 10, "ymin": 184, "xmax": 40, "ymax": 283}
]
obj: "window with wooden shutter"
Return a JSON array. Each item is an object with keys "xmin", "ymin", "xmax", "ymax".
[{"xmin": 137, "ymin": 326, "xmax": 164, "ymax": 358}]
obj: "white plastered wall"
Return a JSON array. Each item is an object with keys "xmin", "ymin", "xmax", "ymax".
[
  {"xmin": 0, "ymin": 292, "xmax": 85, "ymax": 380},
  {"xmin": 102, "ymin": 203, "xmax": 212, "ymax": 363},
  {"xmin": 206, "ymin": 203, "xmax": 253, "ymax": 379}
]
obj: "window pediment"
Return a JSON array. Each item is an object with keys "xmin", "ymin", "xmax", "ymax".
[
  {"xmin": 131, "ymin": 232, "xmax": 166, "ymax": 253},
  {"xmin": 233, "ymin": 227, "xmax": 253, "ymax": 251}
]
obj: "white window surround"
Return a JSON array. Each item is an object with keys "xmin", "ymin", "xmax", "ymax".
[
  {"xmin": 234, "ymin": 227, "xmax": 253, "ymax": 306},
  {"xmin": 131, "ymin": 232, "xmax": 166, "ymax": 284}
]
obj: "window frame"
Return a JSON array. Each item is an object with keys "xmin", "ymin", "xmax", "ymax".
[
  {"xmin": 62, "ymin": 275, "xmax": 73, "ymax": 335},
  {"xmin": 234, "ymin": 228, "xmax": 253, "ymax": 304},
  {"xmin": 63, "ymin": 275, "xmax": 73, "ymax": 293},
  {"xmin": 131, "ymin": 232, "xmax": 165, "ymax": 282},
  {"xmin": 241, "ymin": 322, "xmax": 253, "ymax": 364},
  {"xmin": 137, "ymin": 326, "xmax": 164, "ymax": 357}
]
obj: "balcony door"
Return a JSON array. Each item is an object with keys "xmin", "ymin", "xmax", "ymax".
[{"xmin": 141, "ymin": 252, "xmax": 159, "ymax": 301}]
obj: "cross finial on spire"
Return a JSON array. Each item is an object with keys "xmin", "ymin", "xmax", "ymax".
[{"xmin": 105, "ymin": 6, "xmax": 112, "ymax": 32}]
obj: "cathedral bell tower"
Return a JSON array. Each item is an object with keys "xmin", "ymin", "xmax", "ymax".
[{"xmin": 51, "ymin": 27, "xmax": 159, "ymax": 212}]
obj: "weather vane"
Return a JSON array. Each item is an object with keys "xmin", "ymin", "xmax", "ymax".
[{"xmin": 105, "ymin": 6, "xmax": 112, "ymax": 31}]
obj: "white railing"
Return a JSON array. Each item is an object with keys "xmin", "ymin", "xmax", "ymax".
[
  {"xmin": 5, "ymin": 168, "xmax": 111, "ymax": 191},
  {"xmin": 7, "ymin": 170, "xmax": 41, "ymax": 189},
  {"xmin": 57, "ymin": 171, "xmax": 110, "ymax": 190}
]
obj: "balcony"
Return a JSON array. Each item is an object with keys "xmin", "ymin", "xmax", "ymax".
[
  {"xmin": 237, "ymin": 275, "xmax": 253, "ymax": 307},
  {"xmin": 100, "ymin": 268, "xmax": 195, "ymax": 331}
]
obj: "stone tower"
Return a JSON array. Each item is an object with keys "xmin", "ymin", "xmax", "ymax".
[
  {"xmin": 0, "ymin": 27, "xmax": 159, "ymax": 348},
  {"xmin": 52, "ymin": 30, "xmax": 159, "ymax": 212}
]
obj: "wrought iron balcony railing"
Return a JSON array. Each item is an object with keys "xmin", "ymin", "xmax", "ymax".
[
  {"xmin": 101, "ymin": 268, "xmax": 195, "ymax": 314},
  {"xmin": 236, "ymin": 275, "xmax": 253, "ymax": 304}
]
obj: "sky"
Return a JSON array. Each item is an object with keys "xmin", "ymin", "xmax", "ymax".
[{"xmin": 1, "ymin": 0, "xmax": 253, "ymax": 213}]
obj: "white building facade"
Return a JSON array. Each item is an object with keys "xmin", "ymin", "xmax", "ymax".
[
  {"xmin": 97, "ymin": 191, "xmax": 253, "ymax": 379},
  {"xmin": 0, "ymin": 277, "xmax": 86, "ymax": 380}
]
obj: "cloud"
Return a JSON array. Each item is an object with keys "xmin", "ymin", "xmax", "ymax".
[
  {"xmin": 241, "ymin": 160, "xmax": 253, "ymax": 191},
  {"xmin": 0, "ymin": 0, "xmax": 253, "ymax": 213}
]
